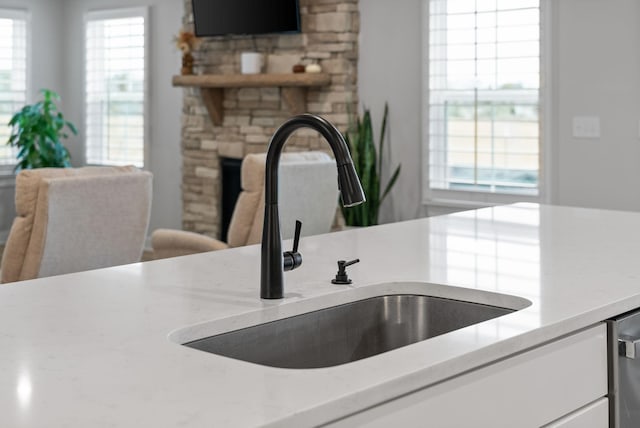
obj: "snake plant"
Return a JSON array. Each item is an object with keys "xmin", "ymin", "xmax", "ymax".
[
  {"xmin": 343, "ymin": 103, "xmax": 401, "ymax": 226},
  {"xmin": 7, "ymin": 89, "xmax": 76, "ymax": 171}
]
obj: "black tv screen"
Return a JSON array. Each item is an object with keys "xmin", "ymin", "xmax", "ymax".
[{"xmin": 192, "ymin": 0, "xmax": 301, "ymax": 37}]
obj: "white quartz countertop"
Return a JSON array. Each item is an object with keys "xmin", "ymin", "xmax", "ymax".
[{"xmin": 2, "ymin": 203, "xmax": 640, "ymax": 427}]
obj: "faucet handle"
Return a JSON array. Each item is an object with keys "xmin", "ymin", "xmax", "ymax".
[
  {"xmin": 283, "ymin": 220, "xmax": 303, "ymax": 272},
  {"xmin": 292, "ymin": 220, "xmax": 302, "ymax": 253}
]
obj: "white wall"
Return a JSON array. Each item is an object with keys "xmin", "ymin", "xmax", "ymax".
[
  {"xmin": 358, "ymin": 0, "xmax": 424, "ymax": 223},
  {"xmin": 61, "ymin": 0, "xmax": 184, "ymax": 232},
  {"xmin": 553, "ymin": 0, "xmax": 640, "ymax": 211},
  {"xmin": 359, "ymin": 0, "xmax": 640, "ymax": 219}
]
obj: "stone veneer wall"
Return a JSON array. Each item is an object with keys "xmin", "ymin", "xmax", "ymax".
[{"xmin": 180, "ymin": 0, "xmax": 359, "ymax": 238}]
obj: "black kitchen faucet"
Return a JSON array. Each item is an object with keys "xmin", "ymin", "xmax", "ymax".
[{"xmin": 260, "ymin": 114, "xmax": 365, "ymax": 299}]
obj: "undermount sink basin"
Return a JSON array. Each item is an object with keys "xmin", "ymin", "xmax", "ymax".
[{"xmin": 183, "ymin": 294, "xmax": 514, "ymax": 369}]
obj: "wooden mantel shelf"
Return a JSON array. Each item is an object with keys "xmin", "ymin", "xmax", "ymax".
[
  {"xmin": 172, "ymin": 73, "xmax": 331, "ymax": 126},
  {"xmin": 172, "ymin": 73, "xmax": 330, "ymax": 88}
]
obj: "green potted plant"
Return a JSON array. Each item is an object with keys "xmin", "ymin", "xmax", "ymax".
[
  {"xmin": 343, "ymin": 103, "xmax": 401, "ymax": 227},
  {"xmin": 6, "ymin": 89, "xmax": 76, "ymax": 171}
]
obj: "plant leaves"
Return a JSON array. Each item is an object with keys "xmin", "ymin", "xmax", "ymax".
[
  {"xmin": 66, "ymin": 121, "xmax": 78, "ymax": 135},
  {"xmin": 378, "ymin": 102, "xmax": 389, "ymax": 179},
  {"xmin": 342, "ymin": 103, "xmax": 401, "ymax": 227},
  {"xmin": 5, "ymin": 88, "xmax": 76, "ymax": 169},
  {"xmin": 381, "ymin": 164, "xmax": 401, "ymax": 203}
]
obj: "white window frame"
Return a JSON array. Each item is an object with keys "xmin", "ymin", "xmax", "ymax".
[
  {"xmin": 0, "ymin": 8, "xmax": 29, "ymax": 177},
  {"xmin": 84, "ymin": 7, "xmax": 149, "ymax": 168},
  {"xmin": 422, "ymin": 0, "xmax": 552, "ymax": 208}
]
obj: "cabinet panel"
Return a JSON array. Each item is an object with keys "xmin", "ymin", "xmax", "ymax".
[
  {"xmin": 543, "ymin": 398, "xmax": 608, "ymax": 428},
  {"xmin": 325, "ymin": 324, "xmax": 607, "ymax": 428}
]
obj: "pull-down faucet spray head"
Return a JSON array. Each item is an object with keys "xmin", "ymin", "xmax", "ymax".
[{"xmin": 337, "ymin": 162, "xmax": 366, "ymax": 207}]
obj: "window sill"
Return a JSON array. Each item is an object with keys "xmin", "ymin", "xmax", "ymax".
[
  {"xmin": 426, "ymin": 198, "xmax": 496, "ymax": 209},
  {"xmin": 424, "ymin": 188, "xmax": 541, "ymax": 216}
]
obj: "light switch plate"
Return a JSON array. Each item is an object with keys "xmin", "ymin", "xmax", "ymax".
[{"xmin": 572, "ymin": 116, "xmax": 600, "ymax": 139}]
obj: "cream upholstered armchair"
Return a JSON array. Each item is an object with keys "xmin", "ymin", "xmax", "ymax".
[
  {"xmin": 152, "ymin": 151, "xmax": 339, "ymax": 259},
  {"xmin": 1, "ymin": 166, "xmax": 152, "ymax": 283}
]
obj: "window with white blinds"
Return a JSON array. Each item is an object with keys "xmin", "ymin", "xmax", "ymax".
[
  {"xmin": 428, "ymin": 0, "xmax": 541, "ymax": 196},
  {"xmin": 85, "ymin": 9, "xmax": 147, "ymax": 167},
  {"xmin": 0, "ymin": 9, "xmax": 27, "ymax": 167}
]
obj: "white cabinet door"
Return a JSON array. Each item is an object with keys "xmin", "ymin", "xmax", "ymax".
[
  {"xmin": 543, "ymin": 398, "xmax": 608, "ymax": 428},
  {"xmin": 326, "ymin": 324, "xmax": 607, "ymax": 428}
]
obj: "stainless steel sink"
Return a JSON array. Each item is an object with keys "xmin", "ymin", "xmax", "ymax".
[{"xmin": 183, "ymin": 294, "xmax": 514, "ymax": 369}]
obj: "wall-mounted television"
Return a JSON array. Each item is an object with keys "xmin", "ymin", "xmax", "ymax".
[{"xmin": 192, "ymin": 0, "xmax": 301, "ymax": 37}]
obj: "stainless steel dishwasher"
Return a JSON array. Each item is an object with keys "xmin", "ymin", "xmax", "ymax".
[{"xmin": 608, "ymin": 310, "xmax": 640, "ymax": 428}]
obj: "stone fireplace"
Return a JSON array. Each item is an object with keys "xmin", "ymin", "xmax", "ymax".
[{"xmin": 179, "ymin": 0, "xmax": 359, "ymax": 239}]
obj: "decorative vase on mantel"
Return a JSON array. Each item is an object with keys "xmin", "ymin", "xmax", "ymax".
[
  {"xmin": 174, "ymin": 30, "xmax": 200, "ymax": 76},
  {"xmin": 181, "ymin": 52, "xmax": 194, "ymax": 75}
]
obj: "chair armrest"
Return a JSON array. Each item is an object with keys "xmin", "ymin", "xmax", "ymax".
[{"xmin": 151, "ymin": 229, "xmax": 229, "ymax": 260}]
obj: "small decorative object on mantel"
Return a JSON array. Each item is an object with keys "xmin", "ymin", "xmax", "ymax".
[
  {"xmin": 305, "ymin": 63, "xmax": 322, "ymax": 73},
  {"xmin": 174, "ymin": 30, "xmax": 201, "ymax": 75},
  {"xmin": 240, "ymin": 52, "xmax": 264, "ymax": 74},
  {"xmin": 292, "ymin": 64, "xmax": 306, "ymax": 73}
]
